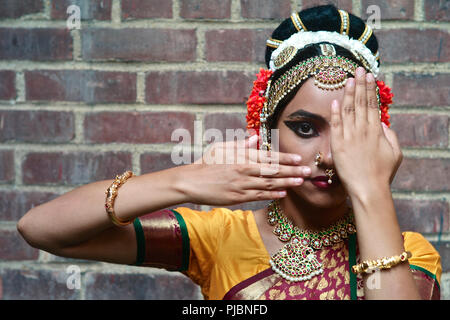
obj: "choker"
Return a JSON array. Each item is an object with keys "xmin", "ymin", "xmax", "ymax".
[{"xmin": 267, "ymin": 199, "xmax": 356, "ymax": 282}]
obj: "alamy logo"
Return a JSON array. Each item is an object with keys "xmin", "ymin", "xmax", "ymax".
[{"xmin": 66, "ymin": 5, "xmax": 81, "ymax": 30}]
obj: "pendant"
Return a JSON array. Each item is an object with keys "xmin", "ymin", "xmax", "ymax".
[{"xmin": 269, "ymin": 236, "xmax": 323, "ymax": 282}]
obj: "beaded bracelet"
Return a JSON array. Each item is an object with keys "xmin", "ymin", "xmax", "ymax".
[
  {"xmin": 352, "ymin": 251, "xmax": 412, "ymax": 274},
  {"xmin": 105, "ymin": 170, "xmax": 135, "ymax": 227}
]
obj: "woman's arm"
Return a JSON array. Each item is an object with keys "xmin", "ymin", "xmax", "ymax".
[
  {"xmin": 17, "ymin": 138, "xmax": 311, "ymax": 265},
  {"xmin": 17, "ymin": 165, "xmax": 188, "ymax": 264},
  {"xmin": 330, "ymin": 68, "xmax": 420, "ymax": 299},
  {"xmin": 350, "ymin": 185, "xmax": 421, "ymax": 299}
]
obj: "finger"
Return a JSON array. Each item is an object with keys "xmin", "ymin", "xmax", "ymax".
[
  {"xmin": 341, "ymin": 77, "xmax": 356, "ymax": 138},
  {"xmin": 245, "ymin": 163, "xmax": 312, "ymax": 178},
  {"xmin": 249, "ymin": 149, "xmax": 302, "ymax": 166},
  {"xmin": 354, "ymin": 67, "xmax": 368, "ymax": 127},
  {"xmin": 242, "ymin": 176, "xmax": 305, "ymax": 191},
  {"xmin": 330, "ymin": 99, "xmax": 343, "ymax": 141},
  {"xmin": 244, "ymin": 134, "xmax": 259, "ymax": 149},
  {"xmin": 247, "ymin": 189, "xmax": 288, "ymax": 201},
  {"xmin": 366, "ymin": 73, "xmax": 381, "ymax": 127}
]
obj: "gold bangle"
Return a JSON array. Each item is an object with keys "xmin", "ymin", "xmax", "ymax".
[
  {"xmin": 105, "ymin": 170, "xmax": 135, "ymax": 227},
  {"xmin": 352, "ymin": 251, "xmax": 412, "ymax": 274}
]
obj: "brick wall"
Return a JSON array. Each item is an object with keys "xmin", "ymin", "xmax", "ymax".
[{"xmin": 0, "ymin": 0, "xmax": 448, "ymax": 300}]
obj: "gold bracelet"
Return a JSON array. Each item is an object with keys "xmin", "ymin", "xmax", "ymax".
[
  {"xmin": 105, "ymin": 170, "xmax": 135, "ymax": 227},
  {"xmin": 352, "ymin": 251, "xmax": 412, "ymax": 274}
]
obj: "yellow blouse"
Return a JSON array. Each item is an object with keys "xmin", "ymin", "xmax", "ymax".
[{"xmin": 169, "ymin": 207, "xmax": 442, "ymax": 300}]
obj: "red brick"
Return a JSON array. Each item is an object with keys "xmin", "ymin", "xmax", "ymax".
[
  {"xmin": 51, "ymin": 0, "xmax": 112, "ymax": 20},
  {"xmin": 361, "ymin": 0, "xmax": 414, "ymax": 20},
  {"xmin": 0, "ymin": 28, "xmax": 73, "ymax": 61},
  {"xmin": 0, "ymin": 268, "xmax": 79, "ymax": 299},
  {"xmin": 0, "ymin": 0, "xmax": 44, "ymax": 18},
  {"xmin": 241, "ymin": 0, "xmax": 291, "ymax": 19},
  {"xmin": 0, "ymin": 191, "xmax": 59, "ymax": 221},
  {"xmin": 122, "ymin": 0, "xmax": 172, "ymax": 19},
  {"xmin": 0, "ymin": 230, "xmax": 39, "ymax": 260},
  {"xmin": 180, "ymin": 0, "xmax": 231, "ymax": 19},
  {"xmin": 22, "ymin": 151, "xmax": 132, "ymax": 185},
  {"xmin": 84, "ymin": 272, "xmax": 201, "ymax": 299},
  {"xmin": 25, "ymin": 70, "xmax": 136, "ymax": 103},
  {"xmin": 392, "ymin": 73, "xmax": 450, "ymax": 107},
  {"xmin": 392, "ymin": 158, "xmax": 450, "ymax": 192},
  {"xmin": 145, "ymin": 71, "xmax": 254, "ymax": 104},
  {"xmin": 389, "ymin": 114, "xmax": 448, "ymax": 148},
  {"xmin": 0, "ymin": 150, "xmax": 14, "ymax": 183},
  {"xmin": 140, "ymin": 151, "xmax": 198, "ymax": 174},
  {"xmin": 394, "ymin": 199, "xmax": 449, "ymax": 234},
  {"xmin": 204, "ymin": 112, "xmax": 247, "ymax": 134},
  {"xmin": 81, "ymin": 28, "xmax": 197, "ymax": 62},
  {"xmin": 0, "ymin": 111, "xmax": 75, "ymax": 143},
  {"xmin": 0, "ymin": 71, "xmax": 16, "ymax": 100},
  {"xmin": 205, "ymin": 29, "xmax": 272, "ymax": 62},
  {"xmin": 301, "ymin": 0, "xmax": 353, "ymax": 12},
  {"xmin": 377, "ymin": 29, "xmax": 449, "ymax": 64},
  {"xmin": 425, "ymin": 0, "xmax": 450, "ymax": 22},
  {"xmin": 84, "ymin": 112, "xmax": 195, "ymax": 144}
]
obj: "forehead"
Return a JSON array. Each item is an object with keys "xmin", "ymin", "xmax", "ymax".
[{"xmin": 281, "ymin": 77, "xmax": 346, "ymax": 122}]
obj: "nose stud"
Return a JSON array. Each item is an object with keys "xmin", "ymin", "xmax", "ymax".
[{"xmin": 315, "ymin": 151, "xmax": 335, "ymax": 184}]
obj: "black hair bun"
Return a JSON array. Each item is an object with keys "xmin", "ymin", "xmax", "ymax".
[{"xmin": 264, "ymin": 4, "xmax": 379, "ymax": 69}]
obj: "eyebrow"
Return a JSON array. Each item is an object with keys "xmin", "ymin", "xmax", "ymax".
[{"xmin": 286, "ymin": 109, "xmax": 327, "ymax": 123}]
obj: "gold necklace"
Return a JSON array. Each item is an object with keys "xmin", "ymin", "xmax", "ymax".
[{"xmin": 267, "ymin": 199, "xmax": 356, "ymax": 282}]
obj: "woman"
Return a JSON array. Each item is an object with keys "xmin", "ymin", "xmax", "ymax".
[{"xmin": 17, "ymin": 5, "xmax": 441, "ymax": 300}]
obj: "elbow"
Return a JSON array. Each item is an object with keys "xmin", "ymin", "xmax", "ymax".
[
  {"xmin": 17, "ymin": 210, "xmax": 53, "ymax": 251},
  {"xmin": 17, "ymin": 212, "xmax": 39, "ymax": 249}
]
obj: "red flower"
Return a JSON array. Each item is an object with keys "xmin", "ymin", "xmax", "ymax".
[
  {"xmin": 246, "ymin": 68, "xmax": 273, "ymax": 148},
  {"xmin": 376, "ymin": 80, "xmax": 394, "ymax": 128}
]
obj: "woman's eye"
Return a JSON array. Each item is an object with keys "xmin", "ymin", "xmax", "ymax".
[{"xmin": 284, "ymin": 121, "xmax": 318, "ymax": 138}]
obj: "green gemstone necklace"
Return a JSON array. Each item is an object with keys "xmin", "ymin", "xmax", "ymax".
[{"xmin": 267, "ymin": 199, "xmax": 356, "ymax": 282}]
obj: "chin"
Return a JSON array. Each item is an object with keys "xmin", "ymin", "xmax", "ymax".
[{"xmin": 289, "ymin": 182, "xmax": 348, "ymax": 209}]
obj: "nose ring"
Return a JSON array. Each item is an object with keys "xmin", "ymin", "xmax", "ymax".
[{"xmin": 315, "ymin": 152, "xmax": 335, "ymax": 184}]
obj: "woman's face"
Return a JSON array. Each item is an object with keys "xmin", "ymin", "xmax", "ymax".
[{"xmin": 275, "ymin": 77, "xmax": 348, "ymax": 208}]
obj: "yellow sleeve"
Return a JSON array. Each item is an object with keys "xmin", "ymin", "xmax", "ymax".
[
  {"xmin": 172, "ymin": 206, "xmax": 226, "ymax": 297},
  {"xmin": 403, "ymin": 231, "xmax": 442, "ymax": 287}
]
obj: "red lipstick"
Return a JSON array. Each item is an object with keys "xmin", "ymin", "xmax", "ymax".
[{"xmin": 310, "ymin": 175, "xmax": 339, "ymax": 189}]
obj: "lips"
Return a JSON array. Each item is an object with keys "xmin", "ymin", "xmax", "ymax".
[
  {"xmin": 310, "ymin": 175, "xmax": 340, "ymax": 189},
  {"xmin": 311, "ymin": 176, "xmax": 328, "ymax": 182}
]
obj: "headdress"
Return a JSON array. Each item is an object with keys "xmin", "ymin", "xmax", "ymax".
[{"xmin": 246, "ymin": 7, "xmax": 394, "ymax": 150}]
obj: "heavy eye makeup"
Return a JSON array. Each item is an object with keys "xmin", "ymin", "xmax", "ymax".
[
  {"xmin": 283, "ymin": 119, "xmax": 319, "ymax": 138},
  {"xmin": 283, "ymin": 109, "xmax": 328, "ymax": 138}
]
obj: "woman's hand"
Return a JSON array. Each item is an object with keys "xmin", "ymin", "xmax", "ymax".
[
  {"xmin": 330, "ymin": 67, "xmax": 403, "ymax": 198},
  {"xmin": 174, "ymin": 135, "xmax": 312, "ymax": 206}
]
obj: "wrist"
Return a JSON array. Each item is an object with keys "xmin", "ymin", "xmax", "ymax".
[{"xmin": 348, "ymin": 182, "xmax": 393, "ymax": 214}]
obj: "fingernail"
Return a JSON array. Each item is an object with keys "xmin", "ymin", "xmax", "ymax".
[
  {"xmin": 303, "ymin": 167, "xmax": 311, "ymax": 175},
  {"xmin": 292, "ymin": 154, "xmax": 302, "ymax": 162},
  {"xmin": 347, "ymin": 78, "xmax": 355, "ymax": 88},
  {"xmin": 356, "ymin": 67, "xmax": 365, "ymax": 77},
  {"xmin": 278, "ymin": 191, "xmax": 287, "ymax": 197},
  {"xmin": 294, "ymin": 177, "xmax": 303, "ymax": 184},
  {"xmin": 366, "ymin": 73, "xmax": 374, "ymax": 83}
]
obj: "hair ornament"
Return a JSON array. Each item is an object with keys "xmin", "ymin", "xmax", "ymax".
[{"xmin": 269, "ymin": 30, "xmax": 380, "ymax": 77}]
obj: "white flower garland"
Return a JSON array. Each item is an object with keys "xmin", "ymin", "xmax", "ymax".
[{"xmin": 269, "ymin": 30, "xmax": 380, "ymax": 78}]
